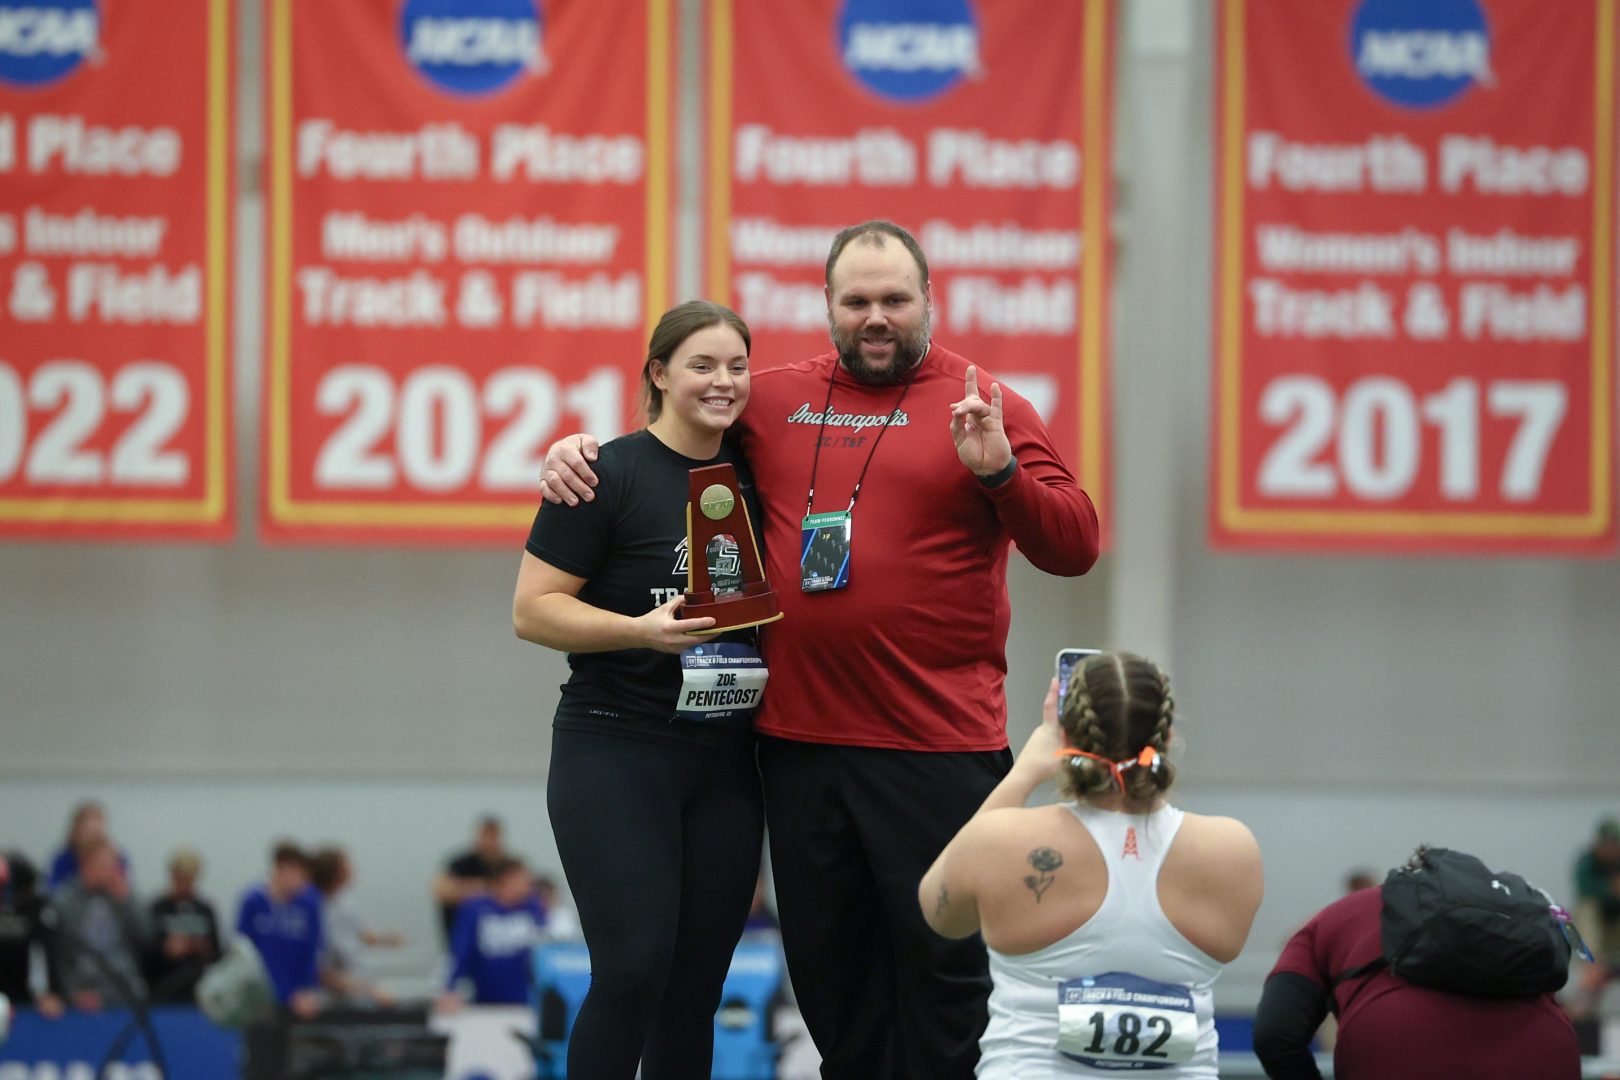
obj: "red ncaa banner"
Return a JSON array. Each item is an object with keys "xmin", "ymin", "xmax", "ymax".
[
  {"xmin": 1213, "ymin": 0, "xmax": 1617, "ymax": 554},
  {"xmin": 707, "ymin": 0, "xmax": 1114, "ymax": 542},
  {"xmin": 0, "ymin": 0, "xmax": 234, "ymax": 541},
  {"xmin": 264, "ymin": 0, "xmax": 673, "ymax": 545}
]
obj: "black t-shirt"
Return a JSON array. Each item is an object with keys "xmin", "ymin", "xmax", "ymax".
[
  {"xmin": 145, "ymin": 894, "xmax": 221, "ymax": 1003},
  {"xmin": 439, "ymin": 851, "xmax": 497, "ymax": 942},
  {"xmin": 0, "ymin": 894, "xmax": 51, "ymax": 1004},
  {"xmin": 525, "ymin": 429, "xmax": 763, "ymax": 741},
  {"xmin": 447, "ymin": 852, "xmax": 494, "ymax": 880}
]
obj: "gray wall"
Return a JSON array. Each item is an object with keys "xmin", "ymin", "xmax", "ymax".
[{"xmin": 1, "ymin": 0, "xmax": 1614, "ymax": 1007}]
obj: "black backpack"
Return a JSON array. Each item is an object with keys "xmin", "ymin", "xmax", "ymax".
[{"xmin": 1333, "ymin": 846, "xmax": 1571, "ymax": 998}]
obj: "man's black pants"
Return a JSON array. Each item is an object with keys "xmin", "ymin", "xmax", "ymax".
[{"xmin": 758, "ymin": 736, "xmax": 1012, "ymax": 1080}]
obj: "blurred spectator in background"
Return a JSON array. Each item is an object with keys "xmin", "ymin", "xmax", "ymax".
[
  {"xmin": 436, "ymin": 856, "xmax": 543, "ymax": 1011},
  {"xmin": 0, "ymin": 851, "xmax": 63, "ymax": 1018},
  {"xmin": 310, "ymin": 845, "xmax": 402, "ymax": 1006},
  {"xmin": 1571, "ymin": 816, "xmax": 1620, "ymax": 1018},
  {"xmin": 52, "ymin": 838, "xmax": 147, "ymax": 1012},
  {"xmin": 1343, "ymin": 867, "xmax": 1378, "ymax": 894},
  {"xmin": 237, "ymin": 841, "xmax": 322, "ymax": 1019},
  {"xmin": 1574, "ymin": 818, "xmax": 1620, "ymax": 962},
  {"xmin": 433, "ymin": 815, "xmax": 507, "ymax": 945},
  {"xmin": 742, "ymin": 873, "xmax": 779, "ymax": 938},
  {"xmin": 533, "ymin": 874, "xmax": 580, "ymax": 941},
  {"xmin": 145, "ymin": 846, "xmax": 221, "ymax": 1004},
  {"xmin": 47, "ymin": 801, "xmax": 130, "ymax": 892}
]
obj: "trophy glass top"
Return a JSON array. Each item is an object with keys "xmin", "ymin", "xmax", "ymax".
[{"xmin": 705, "ymin": 533, "xmax": 744, "ymax": 598}]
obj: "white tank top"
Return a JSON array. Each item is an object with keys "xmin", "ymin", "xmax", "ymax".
[{"xmin": 978, "ymin": 802, "xmax": 1224, "ymax": 1079}]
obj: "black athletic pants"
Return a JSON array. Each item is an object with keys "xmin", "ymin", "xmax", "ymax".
[
  {"xmin": 758, "ymin": 736, "xmax": 1012, "ymax": 1079},
  {"xmin": 547, "ymin": 724, "xmax": 764, "ymax": 1080}
]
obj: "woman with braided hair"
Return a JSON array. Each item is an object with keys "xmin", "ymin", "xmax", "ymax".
[{"xmin": 920, "ymin": 651, "xmax": 1263, "ymax": 1078}]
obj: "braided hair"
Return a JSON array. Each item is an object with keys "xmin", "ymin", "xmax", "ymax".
[{"xmin": 1057, "ymin": 652, "xmax": 1177, "ymax": 803}]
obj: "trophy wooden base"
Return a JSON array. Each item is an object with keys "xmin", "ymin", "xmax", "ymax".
[{"xmin": 680, "ymin": 582, "xmax": 784, "ymax": 634}]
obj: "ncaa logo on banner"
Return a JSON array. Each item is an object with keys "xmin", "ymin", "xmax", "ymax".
[
  {"xmin": 838, "ymin": 0, "xmax": 982, "ymax": 104},
  {"xmin": 0, "ymin": 0, "xmax": 98, "ymax": 88},
  {"xmin": 1350, "ymin": 0, "xmax": 1493, "ymax": 110},
  {"xmin": 401, "ymin": 0, "xmax": 546, "ymax": 97}
]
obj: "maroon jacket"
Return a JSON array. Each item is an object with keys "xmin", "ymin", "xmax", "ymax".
[{"xmin": 1258, "ymin": 886, "xmax": 1579, "ymax": 1080}]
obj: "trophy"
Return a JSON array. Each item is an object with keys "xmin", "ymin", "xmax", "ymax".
[{"xmin": 680, "ymin": 463, "xmax": 782, "ymax": 633}]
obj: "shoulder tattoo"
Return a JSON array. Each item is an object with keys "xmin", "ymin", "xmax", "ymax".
[{"xmin": 1023, "ymin": 847, "xmax": 1063, "ymax": 902}]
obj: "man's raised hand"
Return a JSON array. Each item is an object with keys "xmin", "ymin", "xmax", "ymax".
[{"xmin": 949, "ymin": 364, "xmax": 1012, "ymax": 477}]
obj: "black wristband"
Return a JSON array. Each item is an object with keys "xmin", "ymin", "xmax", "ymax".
[{"xmin": 977, "ymin": 459, "xmax": 1017, "ymax": 489}]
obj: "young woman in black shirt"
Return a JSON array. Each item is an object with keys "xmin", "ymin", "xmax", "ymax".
[{"xmin": 513, "ymin": 301, "xmax": 765, "ymax": 1080}]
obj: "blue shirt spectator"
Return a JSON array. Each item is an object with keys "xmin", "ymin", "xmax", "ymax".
[
  {"xmin": 48, "ymin": 846, "xmax": 131, "ymax": 892},
  {"xmin": 236, "ymin": 842, "xmax": 323, "ymax": 1017},
  {"xmin": 47, "ymin": 801, "xmax": 130, "ymax": 892},
  {"xmin": 443, "ymin": 857, "xmax": 544, "ymax": 1006}
]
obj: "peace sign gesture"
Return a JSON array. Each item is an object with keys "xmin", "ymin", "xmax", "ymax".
[{"xmin": 949, "ymin": 364, "xmax": 1013, "ymax": 478}]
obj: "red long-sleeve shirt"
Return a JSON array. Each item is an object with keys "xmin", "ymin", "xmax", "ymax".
[{"xmin": 735, "ymin": 343, "xmax": 1099, "ymax": 751}]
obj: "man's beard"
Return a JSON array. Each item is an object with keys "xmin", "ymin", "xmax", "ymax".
[{"xmin": 831, "ymin": 311, "xmax": 931, "ymax": 386}]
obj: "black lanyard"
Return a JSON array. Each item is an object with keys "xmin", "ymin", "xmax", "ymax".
[{"xmin": 803, "ymin": 357, "xmax": 920, "ymax": 518}]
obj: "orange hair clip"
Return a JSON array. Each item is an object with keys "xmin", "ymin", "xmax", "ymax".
[{"xmin": 1056, "ymin": 746, "xmax": 1161, "ymax": 795}]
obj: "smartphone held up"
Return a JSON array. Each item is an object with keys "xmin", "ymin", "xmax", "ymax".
[{"xmin": 1055, "ymin": 648, "xmax": 1101, "ymax": 700}]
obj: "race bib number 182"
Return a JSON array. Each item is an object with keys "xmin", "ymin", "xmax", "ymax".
[{"xmin": 1056, "ymin": 972, "xmax": 1198, "ymax": 1070}]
